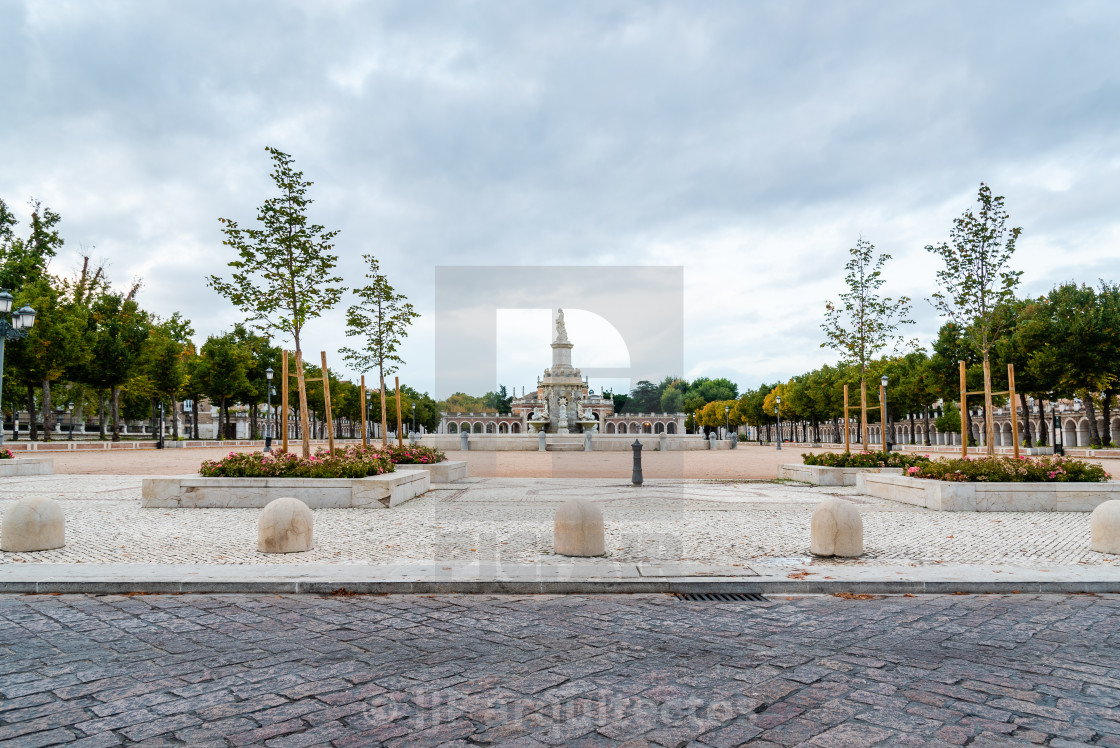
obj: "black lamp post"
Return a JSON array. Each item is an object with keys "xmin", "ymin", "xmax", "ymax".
[
  {"xmin": 775, "ymin": 395, "xmax": 782, "ymax": 451},
  {"xmin": 1053, "ymin": 411, "xmax": 1064, "ymax": 456},
  {"xmin": 411, "ymin": 402, "xmax": 416, "ymax": 435},
  {"xmin": 157, "ymin": 401, "xmax": 165, "ymax": 449},
  {"xmin": 724, "ymin": 405, "xmax": 730, "ymax": 441},
  {"xmin": 264, "ymin": 367, "xmax": 274, "ymax": 451},
  {"xmin": 0, "ymin": 291, "xmax": 37, "ymax": 447},
  {"xmin": 67, "ymin": 402, "xmax": 74, "ymax": 441}
]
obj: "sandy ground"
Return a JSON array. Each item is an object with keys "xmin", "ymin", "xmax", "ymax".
[{"xmin": 42, "ymin": 444, "xmax": 1120, "ymax": 480}]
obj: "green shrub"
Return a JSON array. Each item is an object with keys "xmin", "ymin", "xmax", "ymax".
[
  {"xmin": 802, "ymin": 451, "xmax": 932, "ymax": 469},
  {"xmin": 376, "ymin": 444, "xmax": 446, "ymax": 465},
  {"xmin": 909, "ymin": 455, "xmax": 1111, "ymax": 483},
  {"xmin": 200, "ymin": 449, "xmax": 394, "ymax": 478}
]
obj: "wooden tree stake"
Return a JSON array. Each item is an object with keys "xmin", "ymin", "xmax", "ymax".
[
  {"xmin": 360, "ymin": 375, "xmax": 368, "ymax": 448},
  {"xmin": 281, "ymin": 350, "xmax": 289, "ymax": 454},
  {"xmin": 843, "ymin": 384, "xmax": 850, "ymax": 454},
  {"xmin": 983, "ymin": 358, "xmax": 996, "ymax": 457},
  {"xmin": 959, "ymin": 360, "xmax": 968, "ymax": 458},
  {"xmin": 321, "ymin": 351, "xmax": 335, "ymax": 453},
  {"xmin": 1008, "ymin": 363, "xmax": 1019, "ymax": 459},
  {"xmin": 860, "ymin": 379, "xmax": 869, "ymax": 452},
  {"xmin": 395, "ymin": 376, "xmax": 403, "ymax": 447}
]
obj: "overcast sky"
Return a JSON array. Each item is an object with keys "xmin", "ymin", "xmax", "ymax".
[{"xmin": 2, "ymin": 1, "xmax": 1118, "ymax": 398}]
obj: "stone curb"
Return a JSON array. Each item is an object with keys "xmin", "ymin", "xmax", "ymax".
[{"xmin": 3, "ymin": 578, "xmax": 1119, "ymax": 595}]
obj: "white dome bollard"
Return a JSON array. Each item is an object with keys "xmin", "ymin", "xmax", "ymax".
[
  {"xmin": 554, "ymin": 499, "xmax": 606, "ymax": 557},
  {"xmin": 810, "ymin": 498, "xmax": 863, "ymax": 558},
  {"xmin": 1, "ymin": 497, "xmax": 65, "ymax": 552},
  {"xmin": 1090, "ymin": 500, "xmax": 1120, "ymax": 554},
  {"xmin": 258, "ymin": 497, "xmax": 314, "ymax": 554}
]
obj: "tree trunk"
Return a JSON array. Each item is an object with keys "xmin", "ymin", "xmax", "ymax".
[
  {"xmin": 1037, "ymin": 397, "xmax": 1048, "ymax": 446},
  {"xmin": 1019, "ymin": 392, "xmax": 1033, "ymax": 447},
  {"xmin": 41, "ymin": 380, "xmax": 53, "ymax": 442},
  {"xmin": 1102, "ymin": 390, "xmax": 1114, "ymax": 447},
  {"xmin": 111, "ymin": 386, "xmax": 121, "ymax": 442},
  {"xmin": 379, "ymin": 369, "xmax": 389, "ymax": 446},
  {"xmin": 962, "ymin": 403, "xmax": 973, "ymax": 447},
  {"xmin": 1085, "ymin": 396, "xmax": 1102, "ymax": 448},
  {"xmin": 923, "ymin": 406, "xmax": 931, "ymax": 446},
  {"xmin": 250, "ymin": 403, "xmax": 258, "ymax": 441},
  {"xmin": 192, "ymin": 400, "xmax": 199, "ymax": 440},
  {"xmin": 295, "ymin": 350, "xmax": 311, "ymax": 458},
  {"xmin": 98, "ymin": 393, "xmax": 106, "ymax": 440},
  {"xmin": 172, "ymin": 400, "xmax": 179, "ymax": 439},
  {"xmin": 26, "ymin": 385, "xmax": 37, "ymax": 441}
]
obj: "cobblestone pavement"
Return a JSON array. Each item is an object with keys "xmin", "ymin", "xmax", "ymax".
[
  {"xmin": 1, "ymin": 593, "xmax": 1119, "ymax": 746},
  {"xmin": 1, "ymin": 476, "xmax": 1118, "ymax": 569}
]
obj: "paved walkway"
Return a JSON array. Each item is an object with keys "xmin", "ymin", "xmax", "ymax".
[
  {"xmin": 1, "ymin": 476, "xmax": 1117, "ymax": 572},
  {"xmin": 1, "ymin": 593, "xmax": 1119, "ymax": 746}
]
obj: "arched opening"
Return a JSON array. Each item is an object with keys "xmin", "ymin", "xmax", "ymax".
[
  {"xmin": 631, "ymin": 422, "xmax": 640, "ymax": 434},
  {"xmin": 1077, "ymin": 419, "xmax": 1091, "ymax": 447},
  {"xmin": 511, "ymin": 422, "xmax": 521, "ymax": 433},
  {"xmin": 472, "ymin": 422, "xmax": 483, "ymax": 433},
  {"xmin": 498, "ymin": 423, "xmax": 508, "ymax": 433},
  {"xmin": 447, "ymin": 422, "xmax": 457, "ymax": 434},
  {"xmin": 606, "ymin": 423, "xmax": 616, "ymax": 434},
  {"xmin": 485, "ymin": 422, "xmax": 495, "ymax": 434},
  {"xmin": 655, "ymin": 422, "xmax": 664, "ymax": 434},
  {"xmin": 1063, "ymin": 419, "xmax": 1077, "ymax": 447},
  {"xmin": 666, "ymin": 422, "xmax": 676, "ymax": 434},
  {"xmin": 643, "ymin": 422, "xmax": 652, "ymax": 434},
  {"xmin": 618, "ymin": 423, "xmax": 627, "ymax": 434}
]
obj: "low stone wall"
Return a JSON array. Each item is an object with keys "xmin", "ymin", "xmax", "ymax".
[
  {"xmin": 856, "ymin": 473, "xmax": 1120, "ymax": 511},
  {"xmin": 420, "ymin": 435, "xmax": 709, "ymax": 452},
  {"xmin": 140, "ymin": 470, "xmax": 430, "ymax": 509},
  {"xmin": 0, "ymin": 457, "xmax": 53, "ymax": 477},
  {"xmin": 778, "ymin": 464, "xmax": 903, "ymax": 486},
  {"xmin": 402, "ymin": 461, "xmax": 468, "ymax": 483}
]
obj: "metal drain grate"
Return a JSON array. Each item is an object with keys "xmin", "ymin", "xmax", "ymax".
[{"xmin": 673, "ymin": 592, "xmax": 767, "ymax": 602}]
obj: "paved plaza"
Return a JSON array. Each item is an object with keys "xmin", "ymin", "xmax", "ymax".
[
  {"xmin": 2, "ymin": 592, "xmax": 1120, "ymax": 746},
  {"xmin": 0, "ymin": 475, "xmax": 1116, "ymax": 571}
]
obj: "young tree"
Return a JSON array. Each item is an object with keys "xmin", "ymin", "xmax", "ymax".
[
  {"xmin": 209, "ymin": 147, "xmax": 344, "ymax": 456},
  {"xmin": 821, "ymin": 237, "xmax": 914, "ymax": 449},
  {"xmin": 341, "ymin": 254, "xmax": 418, "ymax": 445},
  {"xmin": 926, "ymin": 183, "xmax": 1022, "ymax": 454}
]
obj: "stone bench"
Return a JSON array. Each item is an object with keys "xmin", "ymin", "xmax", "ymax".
[
  {"xmin": 779, "ymin": 464, "xmax": 903, "ymax": 486},
  {"xmin": 141, "ymin": 470, "xmax": 430, "ymax": 509},
  {"xmin": 404, "ymin": 461, "xmax": 468, "ymax": 483},
  {"xmin": 0, "ymin": 457, "xmax": 53, "ymax": 478}
]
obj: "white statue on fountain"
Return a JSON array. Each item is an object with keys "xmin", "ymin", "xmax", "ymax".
[{"xmin": 555, "ymin": 308, "xmax": 568, "ymax": 343}]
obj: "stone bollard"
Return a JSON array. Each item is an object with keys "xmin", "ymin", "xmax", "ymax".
[
  {"xmin": 709, "ymin": 432, "xmax": 717, "ymax": 450},
  {"xmin": 631, "ymin": 439, "xmax": 643, "ymax": 486},
  {"xmin": 585, "ymin": 432, "xmax": 593, "ymax": 452},
  {"xmin": 731, "ymin": 433, "xmax": 738, "ymax": 449},
  {"xmin": 1, "ymin": 497, "xmax": 65, "ymax": 552},
  {"xmin": 538, "ymin": 430, "xmax": 547, "ymax": 452},
  {"xmin": 1090, "ymin": 500, "xmax": 1120, "ymax": 554},
  {"xmin": 258, "ymin": 497, "xmax": 313, "ymax": 554},
  {"xmin": 659, "ymin": 433, "xmax": 666, "ymax": 452},
  {"xmin": 460, "ymin": 432, "xmax": 469, "ymax": 451},
  {"xmin": 553, "ymin": 499, "xmax": 606, "ymax": 557},
  {"xmin": 810, "ymin": 498, "xmax": 863, "ymax": 557}
]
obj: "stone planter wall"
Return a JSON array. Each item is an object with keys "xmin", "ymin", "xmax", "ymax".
[
  {"xmin": 420, "ymin": 434, "xmax": 710, "ymax": 452},
  {"xmin": 141, "ymin": 470, "xmax": 429, "ymax": 509},
  {"xmin": 0, "ymin": 457, "xmax": 53, "ymax": 477},
  {"xmin": 856, "ymin": 473, "xmax": 1120, "ymax": 511},
  {"xmin": 778, "ymin": 464, "xmax": 903, "ymax": 486},
  {"xmin": 403, "ymin": 460, "xmax": 468, "ymax": 483}
]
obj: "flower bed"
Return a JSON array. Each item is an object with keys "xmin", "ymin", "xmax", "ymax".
[
  {"xmin": 200, "ymin": 449, "xmax": 394, "ymax": 479},
  {"xmin": 907, "ymin": 455, "xmax": 1110, "ymax": 483},
  {"xmin": 365, "ymin": 443, "xmax": 446, "ymax": 465},
  {"xmin": 0, "ymin": 448, "xmax": 13, "ymax": 459},
  {"xmin": 802, "ymin": 451, "xmax": 931, "ymax": 469}
]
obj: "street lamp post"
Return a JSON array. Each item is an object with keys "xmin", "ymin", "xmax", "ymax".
[
  {"xmin": 724, "ymin": 405, "xmax": 730, "ymax": 440},
  {"xmin": 264, "ymin": 367, "xmax": 274, "ymax": 452},
  {"xmin": 0, "ymin": 292, "xmax": 37, "ymax": 447},
  {"xmin": 1052, "ymin": 412, "xmax": 1064, "ymax": 456},
  {"xmin": 411, "ymin": 402, "xmax": 416, "ymax": 436},
  {"xmin": 775, "ymin": 395, "xmax": 782, "ymax": 451},
  {"xmin": 880, "ymin": 375, "xmax": 892, "ymax": 453},
  {"xmin": 67, "ymin": 402, "xmax": 74, "ymax": 441},
  {"xmin": 157, "ymin": 401, "xmax": 165, "ymax": 449}
]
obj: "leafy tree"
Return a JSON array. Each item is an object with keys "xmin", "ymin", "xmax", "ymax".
[
  {"xmin": 482, "ymin": 385, "xmax": 513, "ymax": 414},
  {"xmin": 78, "ymin": 292, "xmax": 150, "ymax": 441},
  {"xmin": 209, "ymin": 147, "xmax": 344, "ymax": 456},
  {"xmin": 195, "ymin": 332, "xmax": 253, "ymax": 439},
  {"xmin": 686, "ymin": 377, "xmax": 739, "ymax": 404},
  {"xmin": 341, "ymin": 254, "xmax": 419, "ymax": 445},
  {"xmin": 926, "ymin": 183, "xmax": 1022, "ymax": 454},
  {"xmin": 439, "ymin": 392, "xmax": 489, "ymax": 413},
  {"xmin": 821, "ymin": 237, "xmax": 913, "ymax": 448},
  {"xmin": 660, "ymin": 384, "xmax": 684, "ymax": 413}
]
